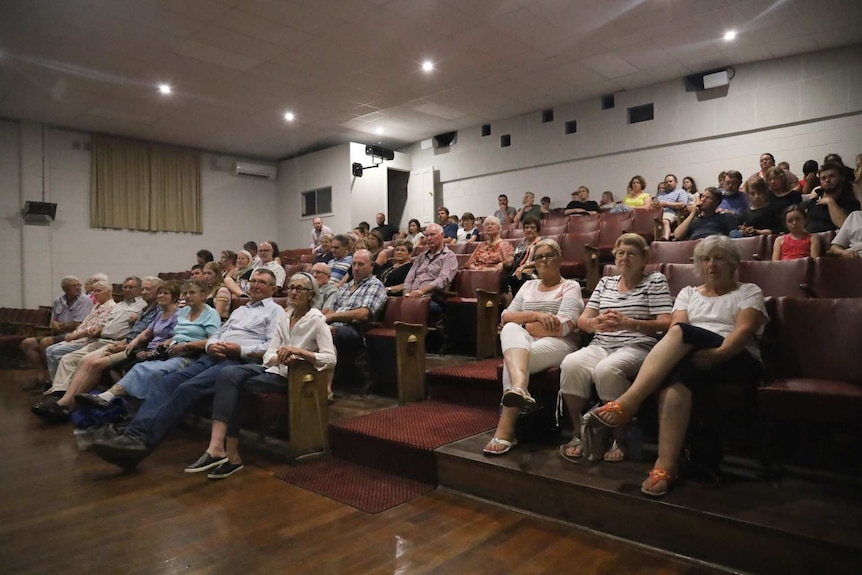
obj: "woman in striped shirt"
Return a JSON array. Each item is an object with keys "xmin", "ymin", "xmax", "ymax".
[
  {"xmin": 559, "ymin": 234, "xmax": 672, "ymax": 463},
  {"xmin": 483, "ymin": 238, "xmax": 584, "ymax": 456}
]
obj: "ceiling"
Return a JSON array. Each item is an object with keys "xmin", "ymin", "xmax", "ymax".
[{"xmin": 2, "ymin": 0, "xmax": 861, "ymax": 161}]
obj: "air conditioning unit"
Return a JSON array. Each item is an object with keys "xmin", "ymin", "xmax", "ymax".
[{"xmin": 233, "ymin": 161, "xmax": 277, "ymax": 180}]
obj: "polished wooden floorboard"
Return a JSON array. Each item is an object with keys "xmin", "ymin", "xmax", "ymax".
[{"xmin": 1, "ymin": 368, "xmax": 720, "ymax": 574}]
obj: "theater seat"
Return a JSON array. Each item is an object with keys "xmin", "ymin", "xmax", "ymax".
[
  {"xmin": 649, "ymin": 239, "xmax": 700, "ymax": 264},
  {"xmin": 444, "ymin": 270, "xmax": 502, "ymax": 358},
  {"xmin": 736, "ymin": 258, "xmax": 812, "ymax": 298},
  {"xmin": 810, "ymin": 257, "xmax": 862, "ymax": 298}
]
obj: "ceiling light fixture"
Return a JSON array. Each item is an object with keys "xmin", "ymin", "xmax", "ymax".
[
  {"xmin": 283, "ymin": 111, "xmax": 295, "ymax": 122},
  {"xmin": 158, "ymin": 83, "xmax": 172, "ymax": 95},
  {"xmin": 723, "ymin": 30, "xmax": 736, "ymax": 41},
  {"xmin": 375, "ymin": 127, "xmax": 384, "ymax": 135},
  {"xmin": 422, "ymin": 60, "xmax": 434, "ymax": 73}
]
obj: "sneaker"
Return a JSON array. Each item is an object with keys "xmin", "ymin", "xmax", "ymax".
[
  {"xmin": 185, "ymin": 452, "xmax": 228, "ymax": 473},
  {"xmin": 75, "ymin": 393, "xmax": 111, "ymax": 409},
  {"xmin": 207, "ymin": 460, "xmax": 244, "ymax": 479}
]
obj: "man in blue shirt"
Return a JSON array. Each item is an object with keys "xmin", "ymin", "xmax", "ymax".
[
  {"xmin": 656, "ymin": 174, "xmax": 692, "ymax": 240},
  {"xmin": 718, "ymin": 170, "xmax": 749, "ymax": 214},
  {"xmin": 674, "ymin": 188, "xmax": 737, "ymax": 240},
  {"xmin": 437, "ymin": 206, "xmax": 459, "ymax": 244},
  {"xmin": 92, "ymin": 269, "xmax": 283, "ymax": 469}
]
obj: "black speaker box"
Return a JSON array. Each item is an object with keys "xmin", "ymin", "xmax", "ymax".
[{"xmin": 22, "ymin": 201, "xmax": 57, "ymax": 223}]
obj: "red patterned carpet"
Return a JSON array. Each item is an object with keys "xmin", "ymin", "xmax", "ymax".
[
  {"xmin": 274, "ymin": 456, "xmax": 434, "ymax": 514},
  {"xmin": 329, "ymin": 399, "xmax": 499, "ymax": 450}
]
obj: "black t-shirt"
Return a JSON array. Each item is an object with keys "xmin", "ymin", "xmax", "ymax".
[
  {"xmin": 565, "ymin": 200, "xmax": 600, "ymax": 213},
  {"xmin": 738, "ymin": 203, "xmax": 781, "ymax": 233},
  {"xmin": 373, "ymin": 224, "xmax": 399, "ymax": 241},
  {"xmin": 806, "ymin": 191, "xmax": 861, "ymax": 233},
  {"xmin": 769, "ymin": 190, "xmax": 803, "ymax": 217},
  {"xmin": 688, "ymin": 213, "xmax": 737, "ymax": 240}
]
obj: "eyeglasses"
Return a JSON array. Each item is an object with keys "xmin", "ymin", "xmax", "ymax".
[
  {"xmin": 286, "ymin": 285, "xmax": 312, "ymax": 292},
  {"xmin": 534, "ymin": 254, "xmax": 556, "ymax": 262},
  {"xmin": 311, "ymin": 270, "xmax": 329, "ymax": 276},
  {"xmin": 247, "ymin": 279, "xmax": 273, "ymax": 286}
]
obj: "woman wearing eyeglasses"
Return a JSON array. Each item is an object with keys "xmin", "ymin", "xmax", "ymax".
[
  {"xmin": 559, "ymin": 234, "xmax": 672, "ymax": 464},
  {"xmin": 185, "ymin": 272, "xmax": 336, "ymax": 479},
  {"xmin": 483, "ymin": 238, "xmax": 583, "ymax": 456}
]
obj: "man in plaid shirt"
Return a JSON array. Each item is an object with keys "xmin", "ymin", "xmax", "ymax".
[{"xmin": 322, "ymin": 249, "xmax": 387, "ymax": 392}]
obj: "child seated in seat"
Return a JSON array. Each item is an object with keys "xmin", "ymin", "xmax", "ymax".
[{"xmin": 772, "ymin": 205, "xmax": 821, "ymax": 260}]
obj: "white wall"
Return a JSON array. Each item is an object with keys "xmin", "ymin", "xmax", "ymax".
[
  {"xmin": 403, "ymin": 44, "xmax": 862, "ymax": 217},
  {"xmin": 0, "ymin": 120, "xmax": 279, "ymax": 308},
  {"xmin": 275, "ymin": 143, "xmax": 411, "ymax": 250},
  {"xmin": 0, "ymin": 121, "xmax": 24, "ymax": 306}
]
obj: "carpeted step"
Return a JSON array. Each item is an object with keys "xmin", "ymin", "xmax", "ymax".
[
  {"xmin": 426, "ymin": 358, "xmax": 502, "ymax": 408},
  {"xmin": 329, "ymin": 400, "xmax": 498, "ymax": 484}
]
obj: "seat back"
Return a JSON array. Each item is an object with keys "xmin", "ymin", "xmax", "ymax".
[
  {"xmin": 560, "ymin": 231, "xmax": 599, "ymax": 262},
  {"xmin": 455, "ymin": 254, "xmax": 471, "ymax": 268},
  {"xmin": 737, "ymin": 258, "xmax": 812, "ymax": 298},
  {"xmin": 730, "ymin": 235, "xmax": 768, "ymax": 260},
  {"xmin": 540, "ymin": 223, "xmax": 568, "ymax": 236},
  {"xmin": 449, "ymin": 242, "xmax": 472, "ymax": 254},
  {"xmin": 810, "ymin": 257, "xmax": 862, "ymax": 298},
  {"xmin": 283, "ymin": 264, "xmax": 303, "ymax": 279},
  {"xmin": 452, "ymin": 269, "xmax": 501, "ymax": 298},
  {"xmin": 596, "ymin": 211, "xmax": 635, "ymax": 247},
  {"xmin": 650, "ymin": 239, "xmax": 701, "ymax": 264},
  {"xmin": 378, "ymin": 296, "xmax": 403, "ymax": 328},
  {"xmin": 399, "ymin": 296, "xmax": 431, "ymax": 325},
  {"xmin": 663, "ymin": 263, "xmax": 701, "ymax": 298},
  {"xmin": 773, "ymin": 298, "xmax": 862, "ymax": 383},
  {"xmin": 630, "ymin": 207, "xmax": 663, "ymax": 243},
  {"xmin": 507, "ymin": 228, "xmax": 525, "ymax": 239},
  {"xmin": 299, "ymin": 254, "xmax": 316, "ymax": 265},
  {"xmin": 566, "ymin": 214, "xmax": 601, "ymax": 234}
]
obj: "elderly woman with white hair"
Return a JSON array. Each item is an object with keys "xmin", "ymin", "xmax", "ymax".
[
  {"xmin": 483, "ymin": 238, "xmax": 584, "ymax": 456},
  {"xmin": 464, "ymin": 215, "xmax": 514, "ymax": 271},
  {"xmin": 584, "ymin": 235, "xmax": 767, "ymax": 497},
  {"xmin": 184, "ymin": 272, "xmax": 336, "ymax": 479}
]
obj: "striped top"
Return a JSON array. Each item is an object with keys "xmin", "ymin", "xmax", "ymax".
[
  {"xmin": 586, "ymin": 272, "xmax": 673, "ymax": 350},
  {"xmin": 503, "ymin": 279, "xmax": 584, "ymax": 338}
]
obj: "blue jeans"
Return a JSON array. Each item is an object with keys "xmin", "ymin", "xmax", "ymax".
[
  {"xmin": 124, "ymin": 355, "xmax": 242, "ymax": 449},
  {"xmin": 118, "ymin": 356, "xmax": 192, "ymax": 400}
]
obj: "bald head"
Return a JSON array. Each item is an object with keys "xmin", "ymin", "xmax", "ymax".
[
  {"xmin": 351, "ymin": 248, "xmax": 373, "ymax": 282},
  {"xmin": 311, "ymin": 262, "xmax": 331, "ymax": 287},
  {"xmin": 424, "ymin": 223, "xmax": 444, "ymax": 251},
  {"xmin": 257, "ymin": 242, "xmax": 274, "ymax": 263}
]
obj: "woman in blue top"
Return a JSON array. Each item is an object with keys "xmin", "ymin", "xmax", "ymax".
[{"xmin": 77, "ymin": 280, "xmax": 221, "ymax": 407}]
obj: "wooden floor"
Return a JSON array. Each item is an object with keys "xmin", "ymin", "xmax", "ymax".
[{"xmin": 0, "ymin": 367, "xmax": 727, "ymax": 575}]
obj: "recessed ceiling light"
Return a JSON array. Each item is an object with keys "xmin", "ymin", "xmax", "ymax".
[
  {"xmin": 283, "ymin": 111, "xmax": 295, "ymax": 122},
  {"xmin": 421, "ymin": 60, "xmax": 434, "ymax": 73},
  {"xmin": 723, "ymin": 30, "xmax": 736, "ymax": 41},
  {"xmin": 158, "ymin": 83, "xmax": 172, "ymax": 95},
  {"xmin": 375, "ymin": 127, "xmax": 384, "ymax": 135}
]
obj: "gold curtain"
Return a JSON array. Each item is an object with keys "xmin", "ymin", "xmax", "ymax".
[{"xmin": 90, "ymin": 135, "xmax": 201, "ymax": 233}]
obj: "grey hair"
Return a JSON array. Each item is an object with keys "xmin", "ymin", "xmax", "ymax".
[
  {"xmin": 290, "ymin": 272, "xmax": 320, "ymax": 308},
  {"xmin": 142, "ymin": 276, "xmax": 162, "ymax": 287},
  {"xmin": 89, "ymin": 273, "xmax": 109, "ymax": 283},
  {"xmin": 693, "ymin": 235, "xmax": 741, "ymax": 274},
  {"xmin": 60, "ymin": 275, "xmax": 80, "ymax": 289},
  {"xmin": 92, "ymin": 279, "xmax": 112, "ymax": 292},
  {"xmin": 483, "ymin": 215, "xmax": 501, "ymax": 227},
  {"xmin": 124, "ymin": 276, "xmax": 142, "ymax": 287},
  {"xmin": 534, "ymin": 237, "xmax": 562, "ymax": 258}
]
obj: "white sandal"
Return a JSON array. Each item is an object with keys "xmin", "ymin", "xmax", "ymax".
[{"xmin": 483, "ymin": 437, "xmax": 518, "ymax": 456}]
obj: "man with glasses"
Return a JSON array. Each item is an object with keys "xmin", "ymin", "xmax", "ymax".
[
  {"xmin": 254, "ymin": 241, "xmax": 285, "ymax": 288},
  {"xmin": 92, "ymin": 270, "xmax": 283, "ymax": 469},
  {"xmin": 327, "ymin": 234, "xmax": 353, "ymax": 285},
  {"xmin": 322, "ymin": 250, "xmax": 387, "ymax": 392}
]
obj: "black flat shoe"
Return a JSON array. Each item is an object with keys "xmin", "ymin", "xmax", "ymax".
[
  {"xmin": 185, "ymin": 452, "xmax": 228, "ymax": 473},
  {"xmin": 31, "ymin": 401, "xmax": 70, "ymax": 423},
  {"xmin": 91, "ymin": 435, "xmax": 149, "ymax": 468},
  {"xmin": 75, "ymin": 393, "xmax": 110, "ymax": 409},
  {"xmin": 207, "ymin": 461, "xmax": 244, "ymax": 479}
]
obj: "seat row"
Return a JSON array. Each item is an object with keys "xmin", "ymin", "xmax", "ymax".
[{"xmin": 0, "ymin": 307, "xmax": 53, "ymax": 358}]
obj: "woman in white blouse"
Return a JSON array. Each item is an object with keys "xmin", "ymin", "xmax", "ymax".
[
  {"xmin": 584, "ymin": 235, "xmax": 767, "ymax": 497},
  {"xmin": 185, "ymin": 272, "xmax": 336, "ymax": 479},
  {"xmin": 483, "ymin": 238, "xmax": 584, "ymax": 456},
  {"xmin": 559, "ymin": 234, "xmax": 672, "ymax": 464}
]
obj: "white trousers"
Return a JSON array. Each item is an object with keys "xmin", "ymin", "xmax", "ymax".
[
  {"xmin": 559, "ymin": 344, "xmax": 649, "ymax": 401},
  {"xmin": 499, "ymin": 323, "xmax": 578, "ymax": 390}
]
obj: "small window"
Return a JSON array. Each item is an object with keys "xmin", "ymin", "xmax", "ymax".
[
  {"xmin": 481, "ymin": 124, "xmax": 491, "ymax": 137},
  {"xmin": 542, "ymin": 109, "xmax": 554, "ymax": 123},
  {"xmin": 564, "ymin": 120, "xmax": 577, "ymax": 135},
  {"xmin": 601, "ymin": 94, "xmax": 615, "ymax": 110},
  {"xmin": 500, "ymin": 134, "xmax": 511, "ymax": 147},
  {"xmin": 627, "ymin": 103, "xmax": 654, "ymax": 124},
  {"xmin": 301, "ymin": 186, "xmax": 332, "ymax": 217}
]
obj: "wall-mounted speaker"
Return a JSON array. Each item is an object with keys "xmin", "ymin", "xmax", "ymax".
[
  {"xmin": 684, "ymin": 68, "xmax": 729, "ymax": 92},
  {"xmin": 433, "ymin": 132, "xmax": 457, "ymax": 148},
  {"xmin": 22, "ymin": 201, "xmax": 57, "ymax": 224}
]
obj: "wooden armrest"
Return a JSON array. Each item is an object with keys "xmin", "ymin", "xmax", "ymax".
[
  {"xmin": 395, "ymin": 321, "xmax": 427, "ymax": 403},
  {"xmin": 584, "ymin": 246, "xmax": 600, "ymax": 292}
]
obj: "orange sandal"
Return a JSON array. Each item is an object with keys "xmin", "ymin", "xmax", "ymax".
[
  {"xmin": 585, "ymin": 401, "xmax": 626, "ymax": 429},
  {"xmin": 641, "ymin": 468, "xmax": 675, "ymax": 498}
]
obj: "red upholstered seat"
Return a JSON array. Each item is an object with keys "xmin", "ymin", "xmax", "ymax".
[
  {"xmin": 649, "ymin": 239, "xmax": 700, "ymax": 264},
  {"xmin": 736, "ymin": 258, "xmax": 812, "ymax": 298},
  {"xmin": 810, "ymin": 257, "xmax": 862, "ymax": 298},
  {"xmin": 630, "ymin": 207, "xmax": 663, "ymax": 244},
  {"xmin": 730, "ymin": 235, "xmax": 768, "ymax": 260},
  {"xmin": 559, "ymin": 231, "xmax": 598, "ymax": 279},
  {"xmin": 566, "ymin": 214, "xmax": 601, "ymax": 234},
  {"xmin": 662, "ymin": 263, "xmax": 701, "ymax": 298}
]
